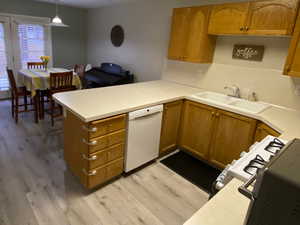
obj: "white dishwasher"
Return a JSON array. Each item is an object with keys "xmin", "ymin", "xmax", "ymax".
[{"xmin": 125, "ymin": 105, "xmax": 163, "ymax": 172}]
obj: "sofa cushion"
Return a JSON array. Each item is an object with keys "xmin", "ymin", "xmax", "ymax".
[{"xmin": 99, "ymin": 63, "xmax": 123, "ymax": 76}]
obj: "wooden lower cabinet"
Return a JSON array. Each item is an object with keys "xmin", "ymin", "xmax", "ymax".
[
  {"xmin": 209, "ymin": 110, "xmax": 257, "ymax": 168},
  {"xmin": 64, "ymin": 111, "xmax": 126, "ymax": 189},
  {"xmin": 179, "ymin": 101, "xmax": 216, "ymax": 160},
  {"xmin": 179, "ymin": 100, "xmax": 257, "ymax": 169},
  {"xmin": 159, "ymin": 100, "xmax": 183, "ymax": 155},
  {"xmin": 254, "ymin": 122, "xmax": 280, "ymax": 142},
  {"xmin": 83, "ymin": 158, "xmax": 124, "ymax": 189}
]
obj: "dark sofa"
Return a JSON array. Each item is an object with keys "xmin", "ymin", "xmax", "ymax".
[{"xmin": 84, "ymin": 63, "xmax": 134, "ymax": 88}]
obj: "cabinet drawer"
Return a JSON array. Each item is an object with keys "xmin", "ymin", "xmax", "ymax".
[
  {"xmin": 84, "ymin": 114, "xmax": 126, "ymax": 139},
  {"xmin": 82, "ymin": 143, "xmax": 124, "ymax": 170},
  {"xmin": 106, "ymin": 158, "xmax": 124, "ymax": 179},
  {"xmin": 83, "ymin": 129, "xmax": 126, "ymax": 154},
  {"xmin": 84, "ymin": 158, "xmax": 124, "ymax": 189}
]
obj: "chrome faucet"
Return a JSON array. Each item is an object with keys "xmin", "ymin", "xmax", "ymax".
[{"xmin": 224, "ymin": 85, "xmax": 241, "ymax": 98}]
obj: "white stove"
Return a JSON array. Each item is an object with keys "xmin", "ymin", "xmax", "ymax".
[{"xmin": 214, "ymin": 135, "xmax": 287, "ymax": 191}]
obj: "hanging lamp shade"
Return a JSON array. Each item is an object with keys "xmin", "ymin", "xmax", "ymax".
[{"xmin": 49, "ymin": 0, "xmax": 69, "ymax": 27}]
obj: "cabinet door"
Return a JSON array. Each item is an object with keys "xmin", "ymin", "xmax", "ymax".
[
  {"xmin": 246, "ymin": 0, "xmax": 299, "ymax": 35},
  {"xmin": 184, "ymin": 6, "xmax": 216, "ymax": 63},
  {"xmin": 179, "ymin": 101, "xmax": 216, "ymax": 160},
  {"xmin": 208, "ymin": 2, "xmax": 249, "ymax": 35},
  {"xmin": 210, "ymin": 110, "xmax": 257, "ymax": 169},
  {"xmin": 284, "ymin": 12, "xmax": 300, "ymax": 77},
  {"xmin": 254, "ymin": 123, "xmax": 280, "ymax": 142},
  {"xmin": 168, "ymin": 8, "xmax": 190, "ymax": 60},
  {"xmin": 160, "ymin": 100, "xmax": 183, "ymax": 155}
]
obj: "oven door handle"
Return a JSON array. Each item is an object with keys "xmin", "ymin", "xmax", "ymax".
[{"xmin": 238, "ymin": 175, "xmax": 257, "ymax": 200}]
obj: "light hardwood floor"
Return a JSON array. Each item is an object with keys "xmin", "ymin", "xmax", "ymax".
[{"xmin": 0, "ymin": 100, "xmax": 209, "ymax": 225}]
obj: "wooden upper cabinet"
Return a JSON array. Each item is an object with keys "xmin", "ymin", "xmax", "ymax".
[
  {"xmin": 168, "ymin": 7, "xmax": 216, "ymax": 63},
  {"xmin": 208, "ymin": 0, "xmax": 299, "ymax": 36},
  {"xmin": 284, "ymin": 12, "xmax": 300, "ymax": 77},
  {"xmin": 246, "ymin": 0, "xmax": 299, "ymax": 35},
  {"xmin": 179, "ymin": 101, "xmax": 216, "ymax": 160},
  {"xmin": 208, "ymin": 2, "xmax": 250, "ymax": 35},
  {"xmin": 168, "ymin": 8, "xmax": 190, "ymax": 60},
  {"xmin": 160, "ymin": 101, "xmax": 183, "ymax": 155},
  {"xmin": 209, "ymin": 110, "xmax": 257, "ymax": 169},
  {"xmin": 184, "ymin": 7, "xmax": 216, "ymax": 63}
]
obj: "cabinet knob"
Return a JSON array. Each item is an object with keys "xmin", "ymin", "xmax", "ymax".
[
  {"xmin": 82, "ymin": 154, "xmax": 98, "ymax": 161},
  {"xmin": 211, "ymin": 112, "xmax": 215, "ymax": 116},
  {"xmin": 82, "ymin": 125, "xmax": 98, "ymax": 133},
  {"xmin": 82, "ymin": 169, "xmax": 97, "ymax": 176},
  {"xmin": 82, "ymin": 138, "xmax": 98, "ymax": 146},
  {"xmin": 216, "ymin": 113, "xmax": 220, "ymax": 117}
]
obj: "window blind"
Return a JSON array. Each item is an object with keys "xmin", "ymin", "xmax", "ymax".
[{"xmin": 18, "ymin": 24, "xmax": 45, "ymax": 69}]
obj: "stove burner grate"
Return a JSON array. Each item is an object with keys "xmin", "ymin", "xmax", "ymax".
[
  {"xmin": 264, "ymin": 138, "xmax": 285, "ymax": 154},
  {"xmin": 243, "ymin": 154, "xmax": 267, "ymax": 176}
]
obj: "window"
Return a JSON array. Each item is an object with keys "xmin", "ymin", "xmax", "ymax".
[
  {"xmin": 18, "ymin": 24, "xmax": 45, "ymax": 69},
  {"xmin": 0, "ymin": 22, "xmax": 9, "ymax": 90},
  {"xmin": 0, "ymin": 14, "xmax": 52, "ymax": 97}
]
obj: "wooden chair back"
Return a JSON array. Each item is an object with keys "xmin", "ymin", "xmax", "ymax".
[
  {"xmin": 27, "ymin": 62, "xmax": 45, "ymax": 69},
  {"xmin": 50, "ymin": 71, "xmax": 74, "ymax": 91},
  {"xmin": 74, "ymin": 64, "xmax": 86, "ymax": 78},
  {"xmin": 6, "ymin": 69, "xmax": 18, "ymax": 96}
]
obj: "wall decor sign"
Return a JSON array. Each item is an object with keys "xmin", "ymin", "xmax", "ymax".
[{"xmin": 232, "ymin": 45, "xmax": 264, "ymax": 61}]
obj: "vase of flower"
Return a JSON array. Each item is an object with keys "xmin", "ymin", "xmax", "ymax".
[{"xmin": 40, "ymin": 56, "xmax": 50, "ymax": 72}]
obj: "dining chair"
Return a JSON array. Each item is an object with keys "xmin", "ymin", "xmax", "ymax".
[
  {"xmin": 47, "ymin": 71, "xmax": 77, "ymax": 126},
  {"xmin": 7, "ymin": 69, "xmax": 38, "ymax": 123},
  {"xmin": 74, "ymin": 64, "xmax": 86, "ymax": 88},
  {"xmin": 27, "ymin": 62, "xmax": 45, "ymax": 70}
]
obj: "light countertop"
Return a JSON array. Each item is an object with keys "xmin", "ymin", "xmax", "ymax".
[
  {"xmin": 54, "ymin": 79, "xmax": 300, "ymax": 141},
  {"xmin": 53, "ymin": 80, "xmax": 300, "ymax": 225},
  {"xmin": 183, "ymin": 179, "xmax": 249, "ymax": 225},
  {"xmin": 53, "ymin": 80, "xmax": 200, "ymax": 122}
]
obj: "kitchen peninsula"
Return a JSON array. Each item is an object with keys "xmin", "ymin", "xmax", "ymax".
[{"xmin": 54, "ymin": 80, "xmax": 300, "ymax": 224}]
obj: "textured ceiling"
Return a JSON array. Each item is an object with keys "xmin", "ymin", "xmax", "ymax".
[{"xmin": 35, "ymin": 0, "xmax": 137, "ymax": 9}]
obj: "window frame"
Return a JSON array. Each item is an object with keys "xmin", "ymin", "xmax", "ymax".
[
  {"xmin": 11, "ymin": 14, "xmax": 53, "ymax": 70},
  {"xmin": 0, "ymin": 15, "xmax": 13, "ymax": 95},
  {"xmin": 0, "ymin": 13, "xmax": 53, "ymax": 95}
]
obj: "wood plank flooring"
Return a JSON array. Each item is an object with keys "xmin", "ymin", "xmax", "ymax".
[{"xmin": 0, "ymin": 100, "xmax": 209, "ymax": 225}]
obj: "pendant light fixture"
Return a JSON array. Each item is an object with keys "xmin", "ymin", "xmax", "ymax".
[{"xmin": 49, "ymin": 0, "xmax": 69, "ymax": 27}]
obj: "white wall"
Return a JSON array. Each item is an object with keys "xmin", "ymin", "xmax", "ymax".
[
  {"xmin": 163, "ymin": 36, "xmax": 300, "ymax": 110},
  {"xmin": 87, "ymin": 0, "xmax": 300, "ymax": 111},
  {"xmin": 87, "ymin": 0, "xmax": 241, "ymax": 81}
]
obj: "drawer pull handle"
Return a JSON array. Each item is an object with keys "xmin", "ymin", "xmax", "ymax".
[
  {"xmin": 82, "ymin": 125, "xmax": 98, "ymax": 132},
  {"xmin": 82, "ymin": 138, "xmax": 98, "ymax": 146},
  {"xmin": 82, "ymin": 154, "xmax": 98, "ymax": 161},
  {"xmin": 82, "ymin": 169, "xmax": 97, "ymax": 176}
]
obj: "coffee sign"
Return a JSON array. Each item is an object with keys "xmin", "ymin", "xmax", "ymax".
[{"xmin": 232, "ymin": 45, "xmax": 264, "ymax": 61}]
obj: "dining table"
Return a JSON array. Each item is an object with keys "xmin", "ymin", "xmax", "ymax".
[{"xmin": 18, "ymin": 68, "xmax": 82, "ymax": 120}]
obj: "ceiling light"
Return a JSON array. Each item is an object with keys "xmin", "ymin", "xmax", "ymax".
[{"xmin": 49, "ymin": 0, "xmax": 69, "ymax": 27}]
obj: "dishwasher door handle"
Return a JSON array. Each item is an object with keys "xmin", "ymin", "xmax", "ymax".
[{"xmin": 132, "ymin": 111, "xmax": 162, "ymax": 120}]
